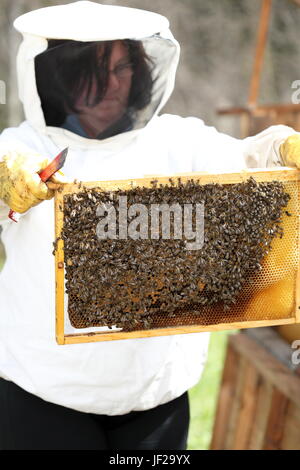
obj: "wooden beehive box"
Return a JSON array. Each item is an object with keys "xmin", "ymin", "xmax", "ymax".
[
  {"xmin": 54, "ymin": 167, "xmax": 300, "ymax": 345},
  {"xmin": 211, "ymin": 327, "xmax": 300, "ymax": 450}
]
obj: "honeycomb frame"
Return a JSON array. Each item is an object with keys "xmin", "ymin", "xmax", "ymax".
[{"xmin": 54, "ymin": 167, "xmax": 300, "ymax": 345}]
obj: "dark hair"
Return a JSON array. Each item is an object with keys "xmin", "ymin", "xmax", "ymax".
[{"xmin": 35, "ymin": 39, "xmax": 154, "ymax": 127}]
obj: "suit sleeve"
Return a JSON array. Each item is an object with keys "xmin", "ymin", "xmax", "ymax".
[
  {"xmin": 160, "ymin": 114, "xmax": 297, "ymax": 172},
  {"xmin": 0, "ymin": 133, "xmax": 35, "ymax": 226}
]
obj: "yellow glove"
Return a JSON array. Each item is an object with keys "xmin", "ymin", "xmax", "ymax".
[
  {"xmin": 280, "ymin": 134, "xmax": 300, "ymax": 168},
  {"xmin": 0, "ymin": 147, "xmax": 67, "ymax": 213}
]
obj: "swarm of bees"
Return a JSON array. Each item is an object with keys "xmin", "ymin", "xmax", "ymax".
[{"xmin": 56, "ymin": 177, "xmax": 291, "ymax": 331}]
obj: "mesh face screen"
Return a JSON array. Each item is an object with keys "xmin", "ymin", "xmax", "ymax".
[{"xmin": 60, "ymin": 178, "xmax": 300, "ymax": 332}]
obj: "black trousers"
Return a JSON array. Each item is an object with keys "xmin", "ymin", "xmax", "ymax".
[{"xmin": 0, "ymin": 377, "xmax": 190, "ymax": 450}]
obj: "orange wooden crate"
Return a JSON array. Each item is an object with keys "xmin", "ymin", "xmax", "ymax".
[{"xmin": 211, "ymin": 327, "xmax": 300, "ymax": 450}]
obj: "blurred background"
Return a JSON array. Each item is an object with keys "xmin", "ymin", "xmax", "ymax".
[
  {"xmin": 0, "ymin": 0, "xmax": 300, "ymax": 450},
  {"xmin": 1, "ymin": 0, "xmax": 300, "ymax": 134}
]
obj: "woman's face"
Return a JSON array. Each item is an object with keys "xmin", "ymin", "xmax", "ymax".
[{"xmin": 75, "ymin": 40, "xmax": 133, "ymax": 137}]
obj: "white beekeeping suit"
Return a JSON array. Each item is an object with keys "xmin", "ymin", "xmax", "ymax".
[{"xmin": 0, "ymin": 1, "xmax": 295, "ymax": 415}]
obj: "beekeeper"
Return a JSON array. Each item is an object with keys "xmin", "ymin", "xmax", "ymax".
[{"xmin": 0, "ymin": 1, "xmax": 300, "ymax": 450}]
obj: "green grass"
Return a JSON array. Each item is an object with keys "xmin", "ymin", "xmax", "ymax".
[{"xmin": 187, "ymin": 329, "xmax": 238, "ymax": 450}]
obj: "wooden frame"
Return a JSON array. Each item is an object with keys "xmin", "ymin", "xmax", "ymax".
[
  {"xmin": 54, "ymin": 167, "xmax": 300, "ymax": 345},
  {"xmin": 248, "ymin": 0, "xmax": 272, "ymax": 107},
  {"xmin": 217, "ymin": 0, "xmax": 300, "ymax": 137}
]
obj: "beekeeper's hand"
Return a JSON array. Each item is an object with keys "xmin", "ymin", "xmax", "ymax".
[
  {"xmin": 280, "ymin": 134, "xmax": 300, "ymax": 169},
  {"xmin": 0, "ymin": 146, "xmax": 68, "ymax": 213}
]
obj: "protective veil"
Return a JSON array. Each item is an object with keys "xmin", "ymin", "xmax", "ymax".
[{"xmin": 0, "ymin": 1, "xmax": 296, "ymax": 414}]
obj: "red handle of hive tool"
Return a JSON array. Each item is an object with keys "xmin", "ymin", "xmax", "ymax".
[{"xmin": 8, "ymin": 147, "xmax": 68, "ymax": 223}]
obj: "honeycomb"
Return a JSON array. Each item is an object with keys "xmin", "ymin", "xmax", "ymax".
[{"xmin": 58, "ymin": 177, "xmax": 300, "ymax": 332}]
